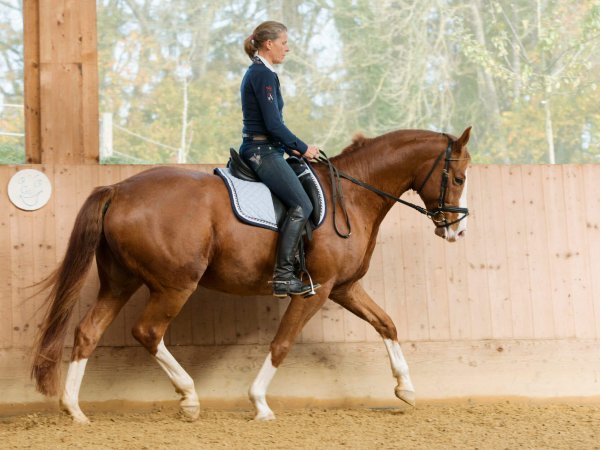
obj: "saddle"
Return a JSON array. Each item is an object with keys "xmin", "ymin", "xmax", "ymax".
[{"xmin": 214, "ymin": 148, "xmax": 326, "ymax": 232}]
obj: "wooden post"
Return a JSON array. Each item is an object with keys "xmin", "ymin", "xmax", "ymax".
[
  {"xmin": 23, "ymin": 0, "xmax": 99, "ymax": 164},
  {"xmin": 23, "ymin": 0, "xmax": 41, "ymax": 163}
]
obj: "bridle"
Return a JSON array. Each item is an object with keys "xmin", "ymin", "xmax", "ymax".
[
  {"xmin": 314, "ymin": 134, "xmax": 470, "ymax": 238},
  {"xmin": 415, "ymin": 134, "xmax": 470, "ymax": 228}
]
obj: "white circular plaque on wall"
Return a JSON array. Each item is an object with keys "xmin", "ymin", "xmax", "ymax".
[{"xmin": 7, "ymin": 169, "xmax": 52, "ymax": 211}]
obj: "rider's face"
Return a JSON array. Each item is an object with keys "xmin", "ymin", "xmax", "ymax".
[{"xmin": 266, "ymin": 32, "xmax": 289, "ymax": 65}]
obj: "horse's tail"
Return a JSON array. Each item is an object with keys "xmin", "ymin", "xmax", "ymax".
[{"xmin": 31, "ymin": 185, "xmax": 116, "ymax": 396}]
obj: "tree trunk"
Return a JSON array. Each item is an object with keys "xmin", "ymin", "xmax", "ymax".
[
  {"xmin": 178, "ymin": 76, "xmax": 189, "ymax": 163},
  {"xmin": 543, "ymin": 84, "xmax": 556, "ymax": 164},
  {"xmin": 470, "ymin": 0, "xmax": 509, "ymax": 162},
  {"xmin": 537, "ymin": 0, "xmax": 555, "ymax": 164}
]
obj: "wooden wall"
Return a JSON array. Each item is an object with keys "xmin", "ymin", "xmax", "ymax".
[
  {"xmin": 6, "ymin": 1, "xmax": 599, "ymax": 408},
  {"xmin": 2, "ymin": 163, "xmax": 600, "ymax": 405},
  {"xmin": 2, "ymin": 163, "xmax": 600, "ymax": 350},
  {"xmin": 11, "ymin": 2, "xmax": 599, "ymax": 350}
]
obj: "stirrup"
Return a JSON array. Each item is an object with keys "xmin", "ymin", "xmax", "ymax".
[
  {"xmin": 269, "ymin": 278, "xmax": 321, "ymax": 299},
  {"xmin": 299, "ymin": 270, "xmax": 319, "ymax": 298}
]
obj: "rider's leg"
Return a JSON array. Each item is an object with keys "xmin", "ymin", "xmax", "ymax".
[
  {"xmin": 242, "ymin": 145, "xmax": 320, "ymax": 297},
  {"xmin": 271, "ymin": 205, "xmax": 315, "ymax": 297}
]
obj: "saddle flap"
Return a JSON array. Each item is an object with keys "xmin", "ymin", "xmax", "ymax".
[{"xmin": 287, "ymin": 156, "xmax": 323, "ymax": 227}]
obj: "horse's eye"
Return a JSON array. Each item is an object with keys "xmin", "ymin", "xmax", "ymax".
[{"xmin": 454, "ymin": 177, "xmax": 464, "ymax": 185}]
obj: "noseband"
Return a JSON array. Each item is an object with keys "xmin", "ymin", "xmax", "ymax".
[{"xmin": 315, "ymin": 134, "xmax": 469, "ymax": 238}]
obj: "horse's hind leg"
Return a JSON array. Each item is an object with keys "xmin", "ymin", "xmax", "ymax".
[
  {"xmin": 131, "ymin": 287, "xmax": 199, "ymax": 421},
  {"xmin": 330, "ymin": 282, "xmax": 416, "ymax": 407},
  {"xmin": 61, "ymin": 251, "xmax": 141, "ymax": 423}
]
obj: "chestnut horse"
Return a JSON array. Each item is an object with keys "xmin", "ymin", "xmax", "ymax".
[{"xmin": 31, "ymin": 127, "xmax": 471, "ymax": 423}]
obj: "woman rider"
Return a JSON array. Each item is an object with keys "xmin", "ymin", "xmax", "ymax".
[{"xmin": 239, "ymin": 21, "xmax": 321, "ymax": 298}]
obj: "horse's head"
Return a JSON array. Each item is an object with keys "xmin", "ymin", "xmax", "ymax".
[{"xmin": 414, "ymin": 127, "xmax": 471, "ymax": 242}]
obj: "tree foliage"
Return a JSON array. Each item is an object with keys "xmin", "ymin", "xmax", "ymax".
[
  {"xmin": 0, "ymin": 0, "xmax": 599, "ymax": 164},
  {"xmin": 0, "ymin": 0, "xmax": 24, "ymax": 163}
]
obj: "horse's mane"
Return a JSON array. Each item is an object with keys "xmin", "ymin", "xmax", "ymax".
[
  {"xmin": 341, "ymin": 132, "xmax": 374, "ymax": 155},
  {"xmin": 340, "ymin": 129, "xmax": 443, "ymax": 156}
]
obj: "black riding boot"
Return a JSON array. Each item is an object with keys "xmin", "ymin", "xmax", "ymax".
[{"xmin": 272, "ymin": 205, "xmax": 321, "ymax": 298}]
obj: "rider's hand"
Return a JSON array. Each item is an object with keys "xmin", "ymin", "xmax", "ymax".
[{"xmin": 304, "ymin": 145, "xmax": 319, "ymax": 160}]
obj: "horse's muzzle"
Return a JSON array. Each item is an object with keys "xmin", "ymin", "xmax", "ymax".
[{"xmin": 435, "ymin": 226, "xmax": 466, "ymax": 242}]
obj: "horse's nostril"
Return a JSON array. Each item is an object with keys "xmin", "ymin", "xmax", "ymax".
[{"xmin": 458, "ymin": 230, "xmax": 466, "ymax": 238}]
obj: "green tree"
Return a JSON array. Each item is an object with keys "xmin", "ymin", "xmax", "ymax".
[
  {"xmin": 94, "ymin": 0, "xmax": 600, "ymax": 164},
  {"xmin": 455, "ymin": 0, "xmax": 600, "ymax": 163},
  {"xmin": 0, "ymin": 0, "xmax": 24, "ymax": 163}
]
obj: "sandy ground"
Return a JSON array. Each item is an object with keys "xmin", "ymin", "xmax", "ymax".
[{"xmin": 1, "ymin": 401, "xmax": 600, "ymax": 449}]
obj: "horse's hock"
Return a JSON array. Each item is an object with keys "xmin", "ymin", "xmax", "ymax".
[{"xmin": 2, "ymin": 163, "xmax": 600, "ymax": 410}]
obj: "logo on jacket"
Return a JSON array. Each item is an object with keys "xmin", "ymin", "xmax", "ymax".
[{"xmin": 265, "ymin": 85, "xmax": 274, "ymax": 102}]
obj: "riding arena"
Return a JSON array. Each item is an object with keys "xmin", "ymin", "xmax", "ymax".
[{"xmin": 1, "ymin": 2, "xmax": 600, "ymax": 449}]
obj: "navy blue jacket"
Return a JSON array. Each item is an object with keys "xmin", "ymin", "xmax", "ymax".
[{"xmin": 241, "ymin": 57, "xmax": 308, "ymax": 155}]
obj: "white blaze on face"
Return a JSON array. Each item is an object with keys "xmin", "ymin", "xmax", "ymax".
[
  {"xmin": 456, "ymin": 169, "xmax": 468, "ymax": 236},
  {"xmin": 445, "ymin": 169, "xmax": 468, "ymax": 241}
]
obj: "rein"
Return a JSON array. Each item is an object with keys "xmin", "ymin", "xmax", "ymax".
[{"xmin": 314, "ymin": 135, "xmax": 469, "ymax": 238}]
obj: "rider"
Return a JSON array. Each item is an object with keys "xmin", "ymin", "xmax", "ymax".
[{"xmin": 239, "ymin": 21, "xmax": 321, "ymax": 298}]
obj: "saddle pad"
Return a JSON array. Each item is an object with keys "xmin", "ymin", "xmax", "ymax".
[{"xmin": 215, "ymin": 166, "xmax": 326, "ymax": 232}]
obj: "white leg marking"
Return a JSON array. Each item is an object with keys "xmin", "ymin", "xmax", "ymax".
[
  {"xmin": 60, "ymin": 359, "xmax": 90, "ymax": 424},
  {"xmin": 154, "ymin": 339, "xmax": 199, "ymax": 420},
  {"xmin": 249, "ymin": 352, "xmax": 277, "ymax": 421},
  {"xmin": 383, "ymin": 339, "xmax": 416, "ymax": 406}
]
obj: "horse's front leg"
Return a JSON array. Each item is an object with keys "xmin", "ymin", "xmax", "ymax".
[
  {"xmin": 249, "ymin": 288, "xmax": 330, "ymax": 420},
  {"xmin": 330, "ymin": 282, "xmax": 416, "ymax": 407},
  {"xmin": 249, "ymin": 353, "xmax": 278, "ymax": 421},
  {"xmin": 383, "ymin": 338, "xmax": 415, "ymax": 406}
]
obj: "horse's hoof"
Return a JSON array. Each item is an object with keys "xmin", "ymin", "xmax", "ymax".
[
  {"xmin": 395, "ymin": 388, "xmax": 416, "ymax": 407},
  {"xmin": 60, "ymin": 399, "xmax": 91, "ymax": 424},
  {"xmin": 179, "ymin": 394, "xmax": 200, "ymax": 421},
  {"xmin": 72, "ymin": 413, "xmax": 91, "ymax": 425},
  {"xmin": 179, "ymin": 404, "xmax": 200, "ymax": 421},
  {"xmin": 254, "ymin": 411, "xmax": 276, "ymax": 421}
]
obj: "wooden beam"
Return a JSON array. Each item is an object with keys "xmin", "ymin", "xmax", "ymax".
[
  {"xmin": 23, "ymin": 0, "xmax": 99, "ymax": 164},
  {"xmin": 23, "ymin": 0, "xmax": 41, "ymax": 164}
]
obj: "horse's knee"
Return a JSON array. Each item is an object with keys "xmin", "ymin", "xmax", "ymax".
[
  {"xmin": 356, "ymin": 307, "xmax": 398, "ymax": 340},
  {"xmin": 72, "ymin": 324, "xmax": 99, "ymax": 360},
  {"xmin": 131, "ymin": 323, "xmax": 161, "ymax": 353},
  {"xmin": 270, "ymin": 340, "xmax": 292, "ymax": 366},
  {"xmin": 375, "ymin": 318, "xmax": 397, "ymax": 341}
]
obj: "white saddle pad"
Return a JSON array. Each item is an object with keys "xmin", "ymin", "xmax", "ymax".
[{"xmin": 214, "ymin": 166, "xmax": 326, "ymax": 231}]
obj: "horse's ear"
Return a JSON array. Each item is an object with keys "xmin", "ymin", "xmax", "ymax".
[{"xmin": 457, "ymin": 126, "xmax": 471, "ymax": 148}]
